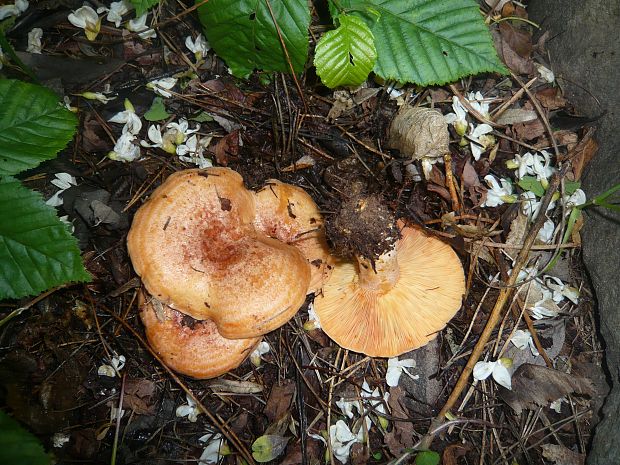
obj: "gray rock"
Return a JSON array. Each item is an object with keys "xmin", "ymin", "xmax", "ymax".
[{"xmin": 529, "ymin": 2, "xmax": 620, "ymax": 463}]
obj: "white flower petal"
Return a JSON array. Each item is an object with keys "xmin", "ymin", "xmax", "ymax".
[
  {"xmin": 473, "ymin": 360, "xmax": 495, "ymax": 381},
  {"xmin": 491, "ymin": 362, "xmax": 512, "ymax": 390}
]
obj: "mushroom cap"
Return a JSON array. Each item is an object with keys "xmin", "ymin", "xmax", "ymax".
[
  {"xmin": 254, "ymin": 179, "xmax": 333, "ymax": 294},
  {"xmin": 313, "ymin": 225, "xmax": 465, "ymax": 357},
  {"xmin": 139, "ymin": 291, "xmax": 260, "ymax": 379},
  {"xmin": 127, "ymin": 168, "xmax": 311, "ymax": 339}
]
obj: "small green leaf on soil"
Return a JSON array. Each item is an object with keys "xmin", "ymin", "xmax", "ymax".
[
  {"xmin": 251, "ymin": 434, "xmax": 289, "ymax": 462},
  {"xmin": 564, "ymin": 180, "xmax": 581, "ymax": 196},
  {"xmin": 0, "ymin": 177, "xmax": 91, "ymax": 300},
  {"xmin": 518, "ymin": 176, "xmax": 545, "ymax": 197},
  {"xmin": 144, "ymin": 97, "xmax": 170, "ymax": 121},
  {"xmin": 415, "ymin": 450, "xmax": 440, "ymax": 465},
  {"xmin": 189, "ymin": 111, "xmax": 214, "ymax": 123},
  {"xmin": 0, "ymin": 410, "xmax": 51, "ymax": 465},
  {"xmin": 131, "ymin": 0, "xmax": 160, "ymax": 17}
]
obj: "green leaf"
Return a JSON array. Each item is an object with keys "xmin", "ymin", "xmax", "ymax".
[
  {"xmin": 0, "ymin": 79, "xmax": 77, "ymax": 176},
  {"xmin": 315, "ymin": 15, "xmax": 377, "ymax": 88},
  {"xmin": 0, "ymin": 410, "xmax": 51, "ymax": 465},
  {"xmin": 189, "ymin": 111, "xmax": 214, "ymax": 123},
  {"xmin": 414, "ymin": 450, "xmax": 440, "ymax": 465},
  {"xmin": 518, "ymin": 176, "xmax": 545, "ymax": 197},
  {"xmin": 0, "ymin": 177, "xmax": 90, "ymax": 300},
  {"xmin": 143, "ymin": 97, "xmax": 170, "ymax": 121},
  {"xmin": 131, "ymin": 0, "xmax": 160, "ymax": 17},
  {"xmin": 338, "ymin": 0, "xmax": 508, "ymax": 85},
  {"xmin": 197, "ymin": 0, "xmax": 310, "ymax": 78},
  {"xmin": 251, "ymin": 434, "xmax": 289, "ymax": 462},
  {"xmin": 564, "ymin": 180, "xmax": 581, "ymax": 196}
]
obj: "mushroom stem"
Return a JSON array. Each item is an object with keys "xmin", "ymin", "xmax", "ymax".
[{"xmin": 357, "ymin": 249, "xmax": 400, "ymax": 294}]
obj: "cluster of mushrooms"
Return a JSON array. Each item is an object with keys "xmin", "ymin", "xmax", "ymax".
[{"xmin": 128, "ymin": 167, "xmax": 465, "ymax": 379}]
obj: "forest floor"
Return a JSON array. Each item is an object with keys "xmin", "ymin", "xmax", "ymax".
[{"xmin": 0, "ymin": 1, "xmax": 607, "ymax": 465}]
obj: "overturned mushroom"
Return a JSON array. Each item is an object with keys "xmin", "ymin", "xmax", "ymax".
[
  {"xmin": 127, "ymin": 168, "xmax": 311, "ymax": 339},
  {"xmin": 254, "ymin": 179, "xmax": 333, "ymax": 294},
  {"xmin": 313, "ymin": 223, "xmax": 465, "ymax": 357},
  {"xmin": 139, "ymin": 291, "xmax": 260, "ymax": 379}
]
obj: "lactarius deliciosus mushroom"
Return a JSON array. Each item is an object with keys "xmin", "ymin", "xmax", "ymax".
[
  {"xmin": 313, "ymin": 223, "xmax": 465, "ymax": 357},
  {"xmin": 139, "ymin": 291, "xmax": 260, "ymax": 379},
  {"xmin": 127, "ymin": 168, "xmax": 311, "ymax": 339},
  {"xmin": 254, "ymin": 179, "xmax": 333, "ymax": 294}
]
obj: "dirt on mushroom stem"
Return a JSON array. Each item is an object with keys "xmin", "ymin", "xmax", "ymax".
[{"xmin": 326, "ymin": 192, "xmax": 401, "ymax": 264}]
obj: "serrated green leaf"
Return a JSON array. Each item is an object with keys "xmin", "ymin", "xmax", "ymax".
[
  {"xmin": 315, "ymin": 15, "xmax": 377, "ymax": 88},
  {"xmin": 0, "ymin": 79, "xmax": 77, "ymax": 176},
  {"xmin": 0, "ymin": 410, "xmax": 51, "ymax": 465},
  {"xmin": 196, "ymin": 0, "xmax": 310, "ymax": 78},
  {"xmin": 131, "ymin": 0, "xmax": 160, "ymax": 16},
  {"xmin": 339, "ymin": 0, "xmax": 508, "ymax": 85},
  {"xmin": 415, "ymin": 450, "xmax": 440, "ymax": 465},
  {"xmin": 251, "ymin": 434, "xmax": 289, "ymax": 462},
  {"xmin": 518, "ymin": 176, "xmax": 545, "ymax": 197},
  {"xmin": 144, "ymin": 97, "xmax": 170, "ymax": 121},
  {"xmin": 0, "ymin": 177, "xmax": 90, "ymax": 300}
]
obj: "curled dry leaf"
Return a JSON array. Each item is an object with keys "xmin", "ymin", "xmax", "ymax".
[
  {"xmin": 207, "ymin": 379, "xmax": 264, "ymax": 394},
  {"xmin": 264, "ymin": 380, "xmax": 296, "ymax": 423},
  {"xmin": 541, "ymin": 444, "xmax": 585, "ymax": 465},
  {"xmin": 499, "ymin": 363, "xmax": 593, "ymax": 414},
  {"xmin": 383, "ymin": 386, "xmax": 416, "ymax": 456},
  {"xmin": 387, "ymin": 106, "xmax": 448, "ymax": 173}
]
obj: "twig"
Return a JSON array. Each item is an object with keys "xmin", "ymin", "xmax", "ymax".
[
  {"xmin": 419, "ymin": 165, "xmax": 569, "ymax": 449},
  {"xmin": 444, "ymin": 153, "xmax": 461, "ymax": 211}
]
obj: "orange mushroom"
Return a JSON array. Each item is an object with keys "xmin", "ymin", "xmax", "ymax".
[
  {"xmin": 254, "ymin": 179, "xmax": 333, "ymax": 294},
  {"xmin": 127, "ymin": 168, "xmax": 311, "ymax": 339},
  {"xmin": 139, "ymin": 291, "xmax": 260, "ymax": 379},
  {"xmin": 313, "ymin": 223, "xmax": 465, "ymax": 357}
]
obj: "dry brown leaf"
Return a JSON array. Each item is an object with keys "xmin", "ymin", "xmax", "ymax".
[
  {"xmin": 500, "ymin": 364, "xmax": 593, "ymax": 414},
  {"xmin": 328, "ymin": 91, "xmax": 355, "ymax": 121},
  {"xmin": 536, "ymin": 87, "xmax": 568, "ymax": 110},
  {"xmin": 541, "ymin": 444, "xmax": 585, "ymax": 465},
  {"xmin": 383, "ymin": 387, "xmax": 416, "ymax": 456},
  {"xmin": 211, "ymin": 129, "xmax": 240, "ymax": 165},
  {"xmin": 492, "ymin": 25, "xmax": 535, "ymax": 75},
  {"xmin": 569, "ymin": 130, "xmax": 598, "ymax": 181},
  {"xmin": 208, "ymin": 379, "xmax": 263, "ymax": 394},
  {"xmin": 122, "ymin": 378, "xmax": 157, "ymax": 415},
  {"xmin": 505, "ymin": 211, "xmax": 529, "ymax": 248},
  {"xmin": 442, "ymin": 443, "xmax": 470, "ymax": 465},
  {"xmin": 460, "ymin": 160, "xmax": 481, "ymax": 188},
  {"xmin": 264, "ymin": 380, "xmax": 296, "ymax": 423},
  {"xmin": 495, "ymin": 108, "xmax": 538, "ymax": 125},
  {"xmin": 513, "ymin": 118, "xmax": 545, "ymax": 141}
]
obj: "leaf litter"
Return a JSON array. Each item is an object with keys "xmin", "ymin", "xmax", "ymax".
[{"xmin": 0, "ymin": 1, "xmax": 607, "ymax": 464}]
